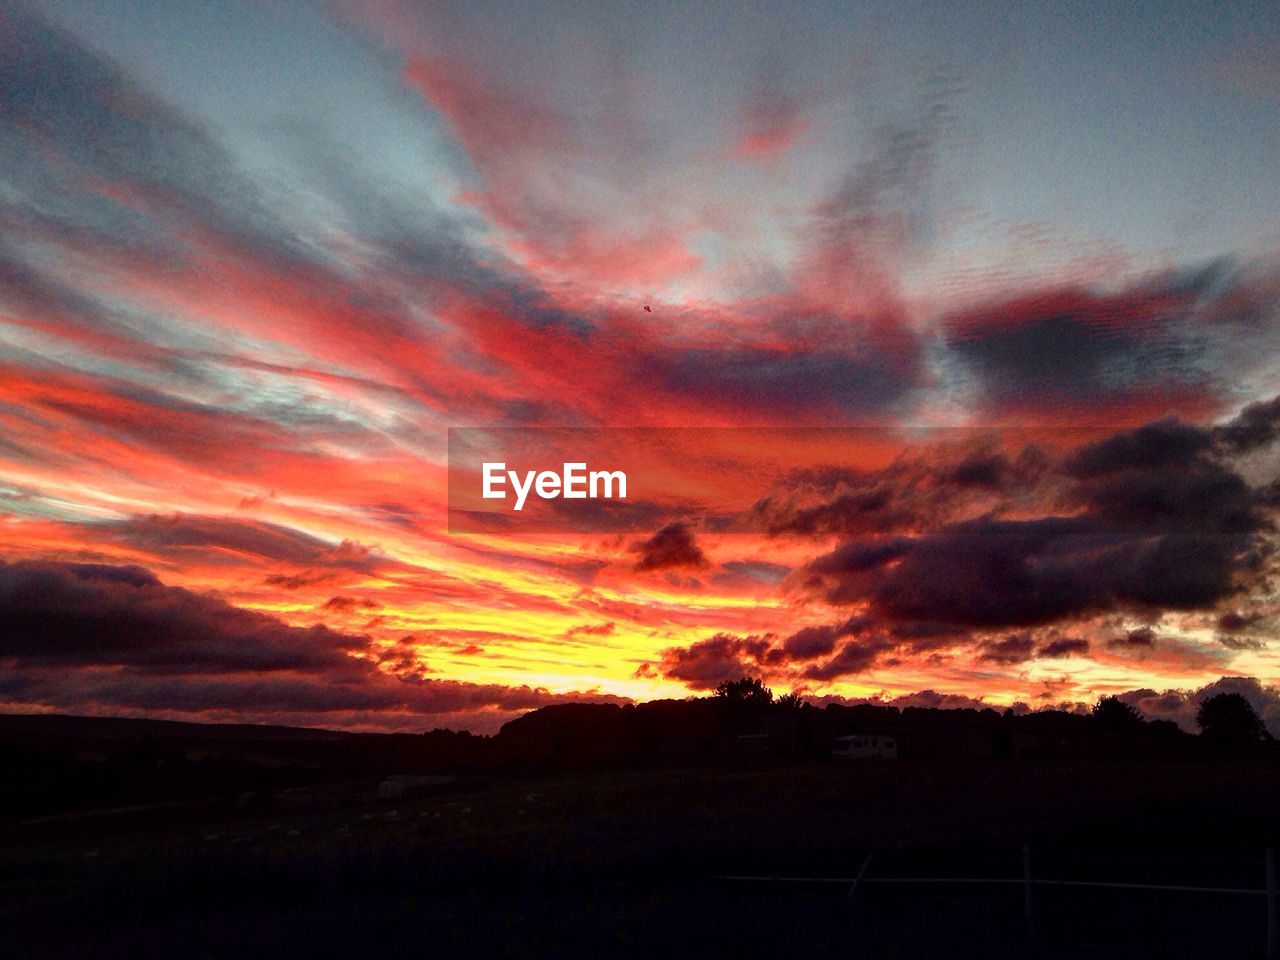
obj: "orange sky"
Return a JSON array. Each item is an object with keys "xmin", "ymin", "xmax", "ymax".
[{"xmin": 2, "ymin": 1, "xmax": 1279, "ymax": 733}]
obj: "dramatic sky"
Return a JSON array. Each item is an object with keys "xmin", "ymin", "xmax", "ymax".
[{"xmin": 3, "ymin": 0, "xmax": 1280, "ymax": 733}]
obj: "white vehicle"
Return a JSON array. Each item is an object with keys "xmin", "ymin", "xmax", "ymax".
[{"xmin": 832, "ymin": 733, "xmax": 898, "ymax": 760}]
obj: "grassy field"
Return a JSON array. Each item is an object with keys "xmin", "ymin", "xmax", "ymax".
[{"xmin": 3, "ymin": 754, "xmax": 1278, "ymax": 957}]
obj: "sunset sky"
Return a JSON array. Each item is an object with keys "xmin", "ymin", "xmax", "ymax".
[{"xmin": 3, "ymin": 0, "xmax": 1280, "ymax": 733}]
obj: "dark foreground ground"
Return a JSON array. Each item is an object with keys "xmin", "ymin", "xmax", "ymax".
[{"xmin": 3, "ymin": 753, "xmax": 1279, "ymax": 959}]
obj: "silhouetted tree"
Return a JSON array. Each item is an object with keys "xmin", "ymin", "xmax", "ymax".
[
  {"xmin": 776, "ymin": 691, "xmax": 806, "ymax": 711},
  {"xmin": 1196, "ymin": 693, "xmax": 1264, "ymax": 743},
  {"xmin": 714, "ymin": 677, "xmax": 773, "ymax": 707},
  {"xmin": 1092, "ymin": 696, "xmax": 1142, "ymax": 730}
]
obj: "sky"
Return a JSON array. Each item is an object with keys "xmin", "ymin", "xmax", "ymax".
[{"xmin": 2, "ymin": 0, "xmax": 1280, "ymax": 734}]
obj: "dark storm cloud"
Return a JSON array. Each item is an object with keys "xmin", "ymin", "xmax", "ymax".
[
  {"xmin": 0, "ymin": 559, "xmax": 366, "ymax": 673},
  {"xmin": 0, "ymin": 668, "xmax": 627, "ymax": 722},
  {"xmin": 646, "ymin": 632, "xmax": 775, "ymax": 689},
  {"xmin": 806, "ymin": 537, "xmax": 913, "ymax": 581},
  {"xmin": 950, "ymin": 310, "xmax": 1167, "ymax": 405},
  {"xmin": 1213, "ymin": 394, "xmax": 1280, "ymax": 453},
  {"xmin": 649, "ymin": 619, "xmax": 894, "ymax": 687},
  {"xmin": 801, "ymin": 637, "xmax": 894, "ymax": 681},
  {"xmin": 1037, "ymin": 637, "xmax": 1090, "ymax": 658},
  {"xmin": 942, "ymin": 263, "xmax": 1280, "ymax": 413},
  {"xmin": 646, "ymin": 400, "xmax": 1279, "ymax": 692},
  {"xmin": 1109, "ymin": 626, "xmax": 1158, "ymax": 648},
  {"xmin": 798, "ymin": 401, "xmax": 1278, "ymax": 632},
  {"xmin": 1063, "ymin": 419, "xmax": 1214, "ymax": 477},
  {"xmin": 1217, "ymin": 610, "xmax": 1262, "ymax": 632},
  {"xmin": 630, "ymin": 521, "xmax": 709, "ymax": 572},
  {"xmin": 55, "ymin": 562, "xmax": 161, "ymax": 588},
  {"xmin": 979, "ymin": 634, "xmax": 1036, "ymax": 664},
  {"xmin": 760, "ymin": 441, "xmax": 1050, "ymax": 538},
  {"xmin": 942, "ymin": 448, "xmax": 1025, "ymax": 488},
  {"xmin": 770, "ymin": 485, "xmax": 907, "ymax": 537},
  {"xmin": 647, "ymin": 612, "xmax": 963, "ymax": 687},
  {"xmin": 780, "ymin": 624, "xmax": 846, "ymax": 660},
  {"xmin": 0, "ymin": 559, "xmax": 627, "ymax": 723},
  {"xmin": 815, "ymin": 518, "xmax": 1248, "ymax": 629}
]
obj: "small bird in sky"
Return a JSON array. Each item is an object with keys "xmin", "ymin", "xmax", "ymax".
[{"xmin": 643, "ymin": 305, "xmax": 652, "ymax": 312}]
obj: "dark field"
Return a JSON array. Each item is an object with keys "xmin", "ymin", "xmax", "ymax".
[{"xmin": 4, "ymin": 750, "xmax": 1279, "ymax": 959}]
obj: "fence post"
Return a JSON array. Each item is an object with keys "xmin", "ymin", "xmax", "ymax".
[
  {"xmin": 1267, "ymin": 847, "xmax": 1276, "ymax": 960},
  {"xmin": 846, "ymin": 852, "xmax": 873, "ymax": 902},
  {"xmin": 1023, "ymin": 844, "xmax": 1036, "ymax": 943}
]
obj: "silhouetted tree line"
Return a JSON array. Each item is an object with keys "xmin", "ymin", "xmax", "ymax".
[
  {"xmin": 491, "ymin": 679, "xmax": 1274, "ymax": 768},
  {"xmin": 500, "ymin": 679, "xmax": 1279, "ymax": 767},
  {"xmin": 0, "ymin": 686, "xmax": 1271, "ymax": 821}
]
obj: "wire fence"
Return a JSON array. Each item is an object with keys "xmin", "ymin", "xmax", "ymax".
[{"xmin": 712, "ymin": 845, "xmax": 1279, "ymax": 958}]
